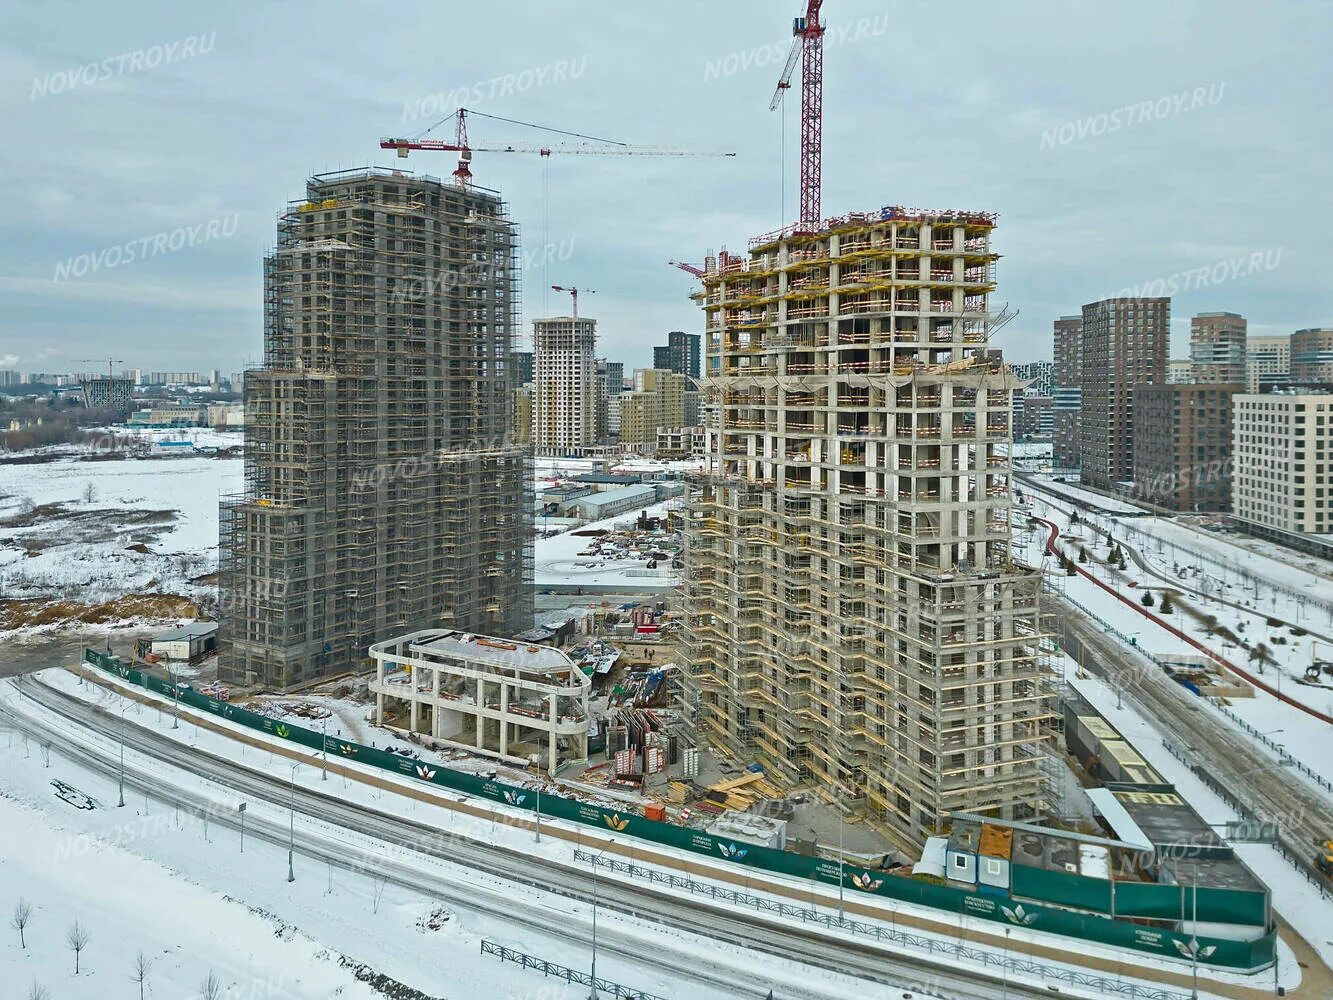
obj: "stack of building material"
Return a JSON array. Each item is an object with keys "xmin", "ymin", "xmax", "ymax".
[{"xmin": 707, "ymin": 772, "xmax": 768, "ymax": 811}]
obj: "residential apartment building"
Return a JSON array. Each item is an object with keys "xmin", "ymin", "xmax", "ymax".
[
  {"xmin": 618, "ymin": 368, "xmax": 688, "ymax": 446},
  {"xmin": 1232, "ymin": 389, "xmax": 1333, "ymax": 556},
  {"xmin": 79, "ymin": 377, "xmax": 133, "ymax": 414},
  {"xmin": 513, "ymin": 350, "xmax": 534, "ymax": 386},
  {"xmin": 1078, "ymin": 297, "xmax": 1169, "ymax": 490},
  {"xmin": 1132, "ymin": 383, "xmax": 1240, "ymax": 511},
  {"xmin": 1010, "ymin": 360, "xmax": 1054, "ymax": 397},
  {"xmin": 1189, "ymin": 312, "xmax": 1247, "ymax": 384},
  {"xmin": 1052, "ymin": 315, "xmax": 1082, "ymax": 470},
  {"xmin": 533, "ymin": 316, "xmax": 598, "ymax": 456},
  {"xmin": 1291, "ymin": 328, "xmax": 1333, "ymax": 384},
  {"xmin": 681, "ymin": 209, "xmax": 1054, "ymax": 852},
  {"xmin": 653, "ymin": 330, "xmax": 701, "ymax": 381},
  {"xmin": 218, "ymin": 167, "xmax": 532, "ymax": 690},
  {"xmin": 1246, "ymin": 335, "xmax": 1290, "ymax": 393},
  {"xmin": 1166, "ymin": 360, "xmax": 1194, "ymax": 384}
]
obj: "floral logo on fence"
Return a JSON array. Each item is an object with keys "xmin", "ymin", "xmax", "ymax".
[
  {"xmin": 1001, "ymin": 903, "xmax": 1038, "ymax": 926},
  {"xmin": 503, "ymin": 790, "xmax": 527, "ymax": 807},
  {"xmin": 339, "ymin": 744, "xmax": 358, "ymax": 757},
  {"xmin": 415, "ymin": 764, "xmax": 437, "ymax": 780},
  {"xmin": 275, "ymin": 724, "xmax": 290, "ymax": 739},
  {"xmin": 850, "ymin": 872, "xmax": 883, "ymax": 892},
  {"xmin": 604, "ymin": 814, "xmax": 630, "ymax": 832},
  {"xmin": 1172, "ymin": 939, "xmax": 1217, "ymax": 960},
  {"xmin": 717, "ymin": 842, "xmax": 749, "ymax": 861}
]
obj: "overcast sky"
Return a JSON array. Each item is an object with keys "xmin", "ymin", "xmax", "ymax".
[{"xmin": 2, "ymin": 0, "xmax": 1329, "ymax": 375}]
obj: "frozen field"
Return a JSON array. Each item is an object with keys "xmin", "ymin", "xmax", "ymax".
[{"xmin": 0, "ymin": 455, "xmax": 242, "ymax": 622}]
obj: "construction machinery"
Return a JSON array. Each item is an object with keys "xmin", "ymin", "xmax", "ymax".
[
  {"xmin": 1317, "ymin": 840, "xmax": 1333, "ymax": 877},
  {"xmin": 770, "ymin": 1, "xmax": 826, "ymax": 228},
  {"xmin": 381, "ymin": 107, "xmax": 734, "ymax": 186},
  {"xmin": 550, "ymin": 285, "xmax": 595, "ymax": 318}
]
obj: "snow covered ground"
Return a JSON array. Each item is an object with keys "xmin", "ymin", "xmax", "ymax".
[
  {"xmin": 0, "ymin": 455, "xmax": 241, "ymax": 612},
  {"xmin": 5, "ymin": 667, "xmax": 1303, "ymax": 999},
  {"xmin": 0, "ymin": 672, "xmax": 935, "ymax": 1000},
  {"xmin": 1013, "ymin": 497, "xmax": 1333, "ymax": 784},
  {"xmin": 534, "ymin": 501, "xmax": 682, "ymax": 591}
]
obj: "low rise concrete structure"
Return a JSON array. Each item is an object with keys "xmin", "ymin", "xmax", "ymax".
[{"xmin": 369, "ymin": 629, "xmax": 590, "ymax": 775}]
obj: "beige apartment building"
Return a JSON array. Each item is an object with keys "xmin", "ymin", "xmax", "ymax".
[{"xmin": 680, "ymin": 209, "xmax": 1056, "ymax": 852}]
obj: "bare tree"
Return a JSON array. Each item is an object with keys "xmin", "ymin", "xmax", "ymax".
[
  {"xmin": 200, "ymin": 970, "xmax": 223, "ymax": 1000},
  {"xmin": 131, "ymin": 949, "xmax": 152, "ymax": 999},
  {"xmin": 25, "ymin": 980, "xmax": 49, "ymax": 1000},
  {"xmin": 82, "ymin": 481, "xmax": 98, "ymax": 503},
  {"xmin": 11, "ymin": 897, "xmax": 32, "ymax": 948},
  {"xmin": 66, "ymin": 918, "xmax": 89, "ymax": 974},
  {"xmin": 372, "ymin": 876, "xmax": 388, "ymax": 914}
]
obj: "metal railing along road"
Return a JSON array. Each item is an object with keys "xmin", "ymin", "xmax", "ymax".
[
  {"xmin": 573, "ymin": 851, "xmax": 1192, "ymax": 1000},
  {"xmin": 479, "ymin": 939, "xmax": 665, "ymax": 1000}
]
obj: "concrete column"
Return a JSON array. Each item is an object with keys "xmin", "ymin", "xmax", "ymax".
[
  {"xmin": 431, "ymin": 667, "xmax": 442, "ymax": 738},
  {"xmin": 375, "ymin": 657, "xmax": 385, "ymax": 723},
  {"xmin": 548, "ymin": 692, "xmax": 558, "ymax": 775},
  {"xmin": 476, "ymin": 679, "xmax": 485, "ymax": 749},
  {"xmin": 499, "ymin": 681, "xmax": 509, "ymax": 756},
  {"xmin": 409, "ymin": 690, "xmax": 419, "ymax": 734}
]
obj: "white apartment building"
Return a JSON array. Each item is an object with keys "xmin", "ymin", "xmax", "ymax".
[
  {"xmin": 534, "ymin": 316, "xmax": 598, "ymax": 456},
  {"xmin": 1245, "ymin": 336, "xmax": 1290, "ymax": 393},
  {"xmin": 1232, "ymin": 390, "xmax": 1333, "ymax": 549}
]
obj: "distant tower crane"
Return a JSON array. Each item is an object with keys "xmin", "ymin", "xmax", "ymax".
[
  {"xmin": 381, "ymin": 108, "xmax": 734, "ymax": 186},
  {"xmin": 74, "ymin": 357, "xmax": 124, "ymax": 385},
  {"xmin": 550, "ymin": 286, "xmax": 596, "ymax": 318},
  {"xmin": 770, "ymin": 0, "xmax": 826, "ymax": 228}
]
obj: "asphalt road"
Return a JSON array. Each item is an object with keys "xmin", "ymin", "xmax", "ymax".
[{"xmin": 4, "ymin": 674, "xmax": 1179, "ymax": 1000}]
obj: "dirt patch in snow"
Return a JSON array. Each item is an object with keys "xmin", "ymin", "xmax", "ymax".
[{"xmin": 0, "ymin": 593, "xmax": 208, "ymax": 630}]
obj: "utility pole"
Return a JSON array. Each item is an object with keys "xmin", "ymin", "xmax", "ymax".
[
  {"xmin": 117, "ymin": 701, "xmax": 128, "ymax": 808},
  {"xmin": 287, "ymin": 764, "xmax": 298, "ymax": 882},
  {"xmin": 535, "ymin": 786, "xmax": 542, "ymax": 843},
  {"xmin": 321, "ymin": 715, "xmax": 328, "ymax": 781},
  {"xmin": 238, "ymin": 802, "xmax": 247, "ymax": 854}
]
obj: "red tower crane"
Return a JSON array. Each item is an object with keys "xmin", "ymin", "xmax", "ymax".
[
  {"xmin": 381, "ymin": 108, "xmax": 734, "ymax": 186},
  {"xmin": 770, "ymin": 0, "xmax": 826, "ymax": 229},
  {"xmin": 550, "ymin": 285, "xmax": 596, "ymax": 318}
]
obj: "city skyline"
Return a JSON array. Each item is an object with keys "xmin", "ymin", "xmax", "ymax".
[{"xmin": 3, "ymin": 0, "xmax": 1328, "ymax": 372}]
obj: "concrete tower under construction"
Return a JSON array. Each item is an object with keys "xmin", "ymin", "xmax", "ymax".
[
  {"xmin": 680, "ymin": 208, "xmax": 1055, "ymax": 852},
  {"xmin": 219, "ymin": 167, "xmax": 532, "ymax": 690}
]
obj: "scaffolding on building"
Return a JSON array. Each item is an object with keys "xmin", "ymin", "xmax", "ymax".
[
  {"xmin": 679, "ymin": 208, "xmax": 1059, "ymax": 853},
  {"xmin": 219, "ymin": 167, "xmax": 533, "ymax": 691}
]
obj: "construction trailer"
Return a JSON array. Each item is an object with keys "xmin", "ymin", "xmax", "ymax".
[
  {"xmin": 369, "ymin": 629, "xmax": 590, "ymax": 775},
  {"xmin": 219, "ymin": 168, "xmax": 532, "ymax": 691},
  {"xmin": 679, "ymin": 207, "xmax": 1058, "ymax": 853}
]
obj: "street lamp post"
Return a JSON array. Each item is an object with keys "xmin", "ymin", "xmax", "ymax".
[
  {"xmin": 238, "ymin": 802, "xmax": 247, "ymax": 854},
  {"xmin": 321, "ymin": 715, "xmax": 328, "ymax": 781},
  {"xmin": 588, "ymin": 859, "xmax": 599, "ymax": 999},
  {"xmin": 535, "ymin": 786, "xmax": 542, "ymax": 844},
  {"xmin": 838, "ymin": 807, "xmax": 845, "ymax": 922},
  {"xmin": 287, "ymin": 764, "xmax": 298, "ymax": 883},
  {"xmin": 117, "ymin": 701, "xmax": 129, "ymax": 808}
]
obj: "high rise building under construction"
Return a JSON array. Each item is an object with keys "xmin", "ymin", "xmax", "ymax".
[
  {"xmin": 219, "ymin": 167, "xmax": 532, "ymax": 690},
  {"xmin": 680, "ymin": 209, "xmax": 1056, "ymax": 852}
]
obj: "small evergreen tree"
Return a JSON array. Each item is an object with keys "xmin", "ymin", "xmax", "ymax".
[{"xmin": 1142, "ymin": 591, "xmax": 1155, "ymax": 607}]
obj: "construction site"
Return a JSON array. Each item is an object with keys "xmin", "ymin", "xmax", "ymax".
[
  {"xmin": 679, "ymin": 211, "xmax": 1059, "ymax": 853},
  {"xmin": 218, "ymin": 167, "xmax": 533, "ymax": 691}
]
